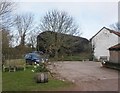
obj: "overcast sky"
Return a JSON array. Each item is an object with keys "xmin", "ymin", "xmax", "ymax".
[{"xmin": 13, "ymin": 0, "xmax": 118, "ymax": 39}]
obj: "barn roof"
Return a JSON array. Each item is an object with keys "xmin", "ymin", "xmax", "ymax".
[
  {"xmin": 90, "ymin": 27, "xmax": 120, "ymax": 41},
  {"xmin": 109, "ymin": 43, "xmax": 120, "ymax": 51}
]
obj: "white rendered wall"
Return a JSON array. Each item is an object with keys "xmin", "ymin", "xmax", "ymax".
[{"xmin": 91, "ymin": 28, "xmax": 119, "ymax": 61}]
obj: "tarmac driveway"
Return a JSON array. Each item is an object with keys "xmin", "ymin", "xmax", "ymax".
[{"xmin": 50, "ymin": 61, "xmax": 119, "ymax": 91}]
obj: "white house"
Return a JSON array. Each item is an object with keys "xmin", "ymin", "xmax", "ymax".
[{"xmin": 90, "ymin": 27, "xmax": 120, "ymax": 61}]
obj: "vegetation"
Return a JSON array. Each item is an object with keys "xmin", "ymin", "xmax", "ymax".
[
  {"xmin": 38, "ymin": 10, "xmax": 81, "ymax": 59},
  {"xmin": 2, "ymin": 66, "xmax": 73, "ymax": 91},
  {"xmin": 110, "ymin": 22, "xmax": 120, "ymax": 31},
  {"xmin": 0, "ymin": 1, "xmax": 94, "ymax": 91},
  {"xmin": 0, "ymin": 0, "xmax": 15, "ymax": 28},
  {"xmin": 63, "ymin": 53, "xmax": 92, "ymax": 61},
  {"xmin": 1, "ymin": 1, "xmax": 92, "ymax": 62},
  {"xmin": 13, "ymin": 13, "xmax": 36, "ymax": 47},
  {"xmin": 37, "ymin": 31, "xmax": 92, "ymax": 60},
  {"xmin": 32, "ymin": 62, "xmax": 48, "ymax": 72},
  {"xmin": 48, "ymin": 52, "xmax": 92, "ymax": 61}
]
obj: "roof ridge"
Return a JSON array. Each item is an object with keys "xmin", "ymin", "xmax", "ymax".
[{"xmin": 90, "ymin": 27, "xmax": 120, "ymax": 40}]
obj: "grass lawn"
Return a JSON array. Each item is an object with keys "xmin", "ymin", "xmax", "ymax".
[{"xmin": 2, "ymin": 67, "xmax": 73, "ymax": 91}]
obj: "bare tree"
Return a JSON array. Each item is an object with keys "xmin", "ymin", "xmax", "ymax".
[
  {"xmin": 2, "ymin": 28, "xmax": 11, "ymax": 47},
  {"xmin": 39, "ymin": 10, "xmax": 79, "ymax": 35},
  {"xmin": 2, "ymin": 28, "xmax": 13, "ymax": 54},
  {"xmin": 0, "ymin": 0, "xmax": 15, "ymax": 64},
  {"xmin": 0, "ymin": 0, "xmax": 15, "ymax": 29},
  {"xmin": 110, "ymin": 22, "xmax": 120, "ymax": 31},
  {"xmin": 38, "ymin": 10, "xmax": 80, "ymax": 59},
  {"xmin": 14, "ymin": 13, "xmax": 34, "ymax": 46},
  {"xmin": 27, "ymin": 30, "xmax": 38, "ymax": 49}
]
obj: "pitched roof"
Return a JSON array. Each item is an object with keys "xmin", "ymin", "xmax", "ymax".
[
  {"xmin": 109, "ymin": 43, "xmax": 120, "ymax": 50},
  {"xmin": 105, "ymin": 27, "xmax": 120, "ymax": 37},
  {"xmin": 90, "ymin": 27, "xmax": 120, "ymax": 41}
]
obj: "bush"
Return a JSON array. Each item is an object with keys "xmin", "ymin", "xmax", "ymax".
[{"xmin": 32, "ymin": 63, "xmax": 48, "ymax": 72}]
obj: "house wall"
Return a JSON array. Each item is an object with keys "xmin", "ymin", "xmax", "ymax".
[
  {"xmin": 91, "ymin": 28, "xmax": 119, "ymax": 61},
  {"xmin": 109, "ymin": 51, "xmax": 120, "ymax": 63}
]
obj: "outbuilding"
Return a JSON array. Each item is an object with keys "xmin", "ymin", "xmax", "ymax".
[{"xmin": 109, "ymin": 44, "xmax": 120, "ymax": 63}]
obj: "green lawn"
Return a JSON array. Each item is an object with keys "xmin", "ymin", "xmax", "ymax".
[{"xmin": 2, "ymin": 67, "xmax": 73, "ymax": 91}]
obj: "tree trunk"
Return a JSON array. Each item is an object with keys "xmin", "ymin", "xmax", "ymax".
[
  {"xmin": 54, "ymin": 49, "xmax": 58, "ymax": 61},
  {"xmin": 20, "ymin": 34, "xmax": 25, "ymax": 46},
  {"xmin": 54, "ymin": 32, "xmax": 58, "ymax": 60}
]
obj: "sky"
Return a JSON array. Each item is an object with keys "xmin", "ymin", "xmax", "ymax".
[{"xmin": 13, "ymin": 0, "xmax": 118, "ymax": 40}]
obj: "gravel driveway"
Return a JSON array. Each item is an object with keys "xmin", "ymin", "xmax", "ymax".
[{"xmin": 49, "ymin": 61, "xmax": 119, "ymax": 91}]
